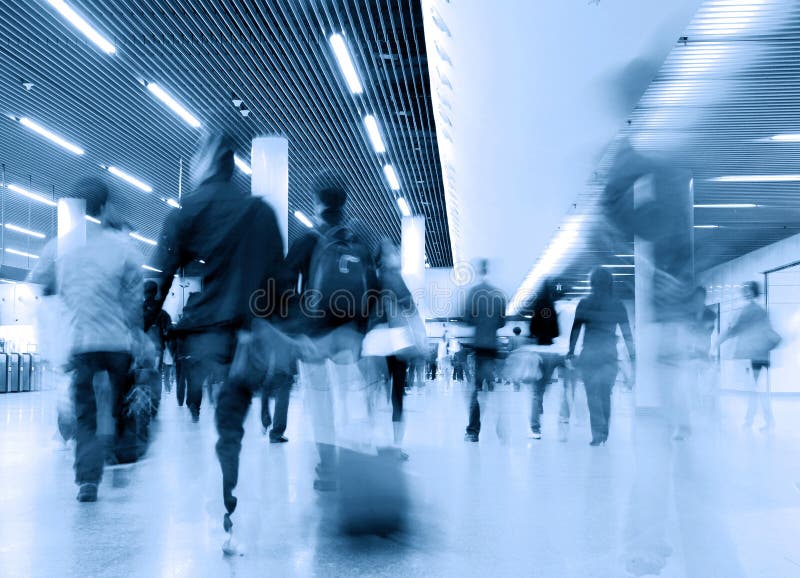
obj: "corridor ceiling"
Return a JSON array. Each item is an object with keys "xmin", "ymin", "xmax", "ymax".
[{"xmin": 0, "ymin": 0, "xmax": 451, "ymax": 271}]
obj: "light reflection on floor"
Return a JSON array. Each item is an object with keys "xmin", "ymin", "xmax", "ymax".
[{"xmin": 1, "ymin": 380, "xmax": 800, "ymax": 577}]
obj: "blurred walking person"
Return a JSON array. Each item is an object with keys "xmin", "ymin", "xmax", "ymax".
[
  {"xmin": 718, "ymin": 281, "xmax": 780, "ymax": 432},
  {"xmin": 143, "ymin": 280, "xmax": 171, "ymax": 416},
  {"xmin": 29, "ymin": 178, "xmax": 143, "ymax": 502},
  {"xmin": 528, "ymin": 279, "xmax": 561, "ymax": 440},
  {"xmin": 567, "ymin": 268, "xmax": 635, "ymax": 446},
  {"xmin": 464, "ymin": 259, "xmax": 507, "ymax": 442}
]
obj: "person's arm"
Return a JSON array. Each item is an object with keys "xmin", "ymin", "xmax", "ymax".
[
  {"xmin": 568, "ymin": 300, "xmax": 586, "ymax": 356},
  {"xmin": 27, "ymin": 240, "xmax": 57, "ymax": 295},
  {"xmin": 122, "ymin": 246, "xmax": 145, "ymax": 333},
  {"xmin": 497, "ymin": 293, "xmax": 507, "ymax": 329},
  {"xmin": 148, "ymin": 210, "xmax": 186, "ymax": 329}
]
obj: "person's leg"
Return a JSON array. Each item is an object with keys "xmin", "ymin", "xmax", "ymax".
[
  {"xmin": 759, "ymin": 365, "xmax": 775, "ymax": 428},
  {"xmin": 269, "ymin": 370, "xmax": 292, "ymax": 441},
  {"xmin": 387, "ymin": 356, "xmax": 407, "ymax": 447},
  {"xmin": 583, "ymin": 372, "xmax": 603, "ymax": 444},
  {"xmin": 104, "ymin": 352, "xmax": 136, "ymax": 463},
  {"xmin": 175, "ymin": 357, "xmax": 187, "ymax": 406},
  {"xmin": 744, "ymin": 362, "xmax": 760, "ymax": 427},
  {"xmin": 302, "ymin": 360, "xmax": 337, "ymax": 484},
  {"xmin": 215, "ymin": 375, "xmax": 253, "ymax": 530},
  {"xmin": 601, "ymin": 372, "xmax": 613, "ymax": 441},
  {"xmin": 260, "ymin": 379, "xmax": 272, "ymax": 433},
  {"xmin": 466, "ymin": 353, "xmax": 485, "ymax": 439},
  {"xmin": 71, "ymin": 354, "xmax": 103, "ymax": 489},
  {"xmin": 531, "ymin": 355, "xmax": 556, "ymax": 434}
]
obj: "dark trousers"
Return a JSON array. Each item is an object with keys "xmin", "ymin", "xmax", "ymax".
[
  {"xmin": 183, "ymin": 330, "xmax": 236, "ymax": 416},
  {"xmin": 260, "ymin": 369, "xmax": 293, "ymax": 439},
  {"xmin": 466, "ymin": 349, "xmax": 496, "ymax": 436},
  {"xmin": 387, "ymin": 356, "xmax": 407, "ymax": 422},
  {"xmin": 530, "ymin": 353, "xmax": 564, "ymax": 432},
  {"xmin": 216, "ymin": 375, "xmax": 253, "ymax": 520},
  {"xmin": 582, "ymin": 362, "xmax": 618, "ymax": 442},
  {"xmin": 70, "ymin": 351, "xmax": 133, "ymax": 485}
]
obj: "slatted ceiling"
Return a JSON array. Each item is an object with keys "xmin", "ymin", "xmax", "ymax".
[
  {"xmin": 522, "ymin": 0, "xmax": 800, "ymax": 311},
  {"xmin": 0, "ymin": 0, "xmax": 450, "ymax": 268}
]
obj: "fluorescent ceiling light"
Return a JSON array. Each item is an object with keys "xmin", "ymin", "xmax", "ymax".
[
  {"xmin": 19, "ymin": 117, "xmax": 84, "ymax": 155},
  {"xmin": 166, "ymin": 198, "xmax": 181, "ymax": 209},
  {"xmin": 572, "ymin": 286, "xmax": 590, "ymax": 290},
  {"xmin": 396, "ymin": 197, "xmax": 412, "ymax": 217},
  {"xmin": 710, "ymin": 175, "xmax": 800, "ymax": 182},
  {"xmin": 141, "ymin": 265, "xmax": 162, "ymax": 273},
  {"xmin": 234, "ymin": 154, "xmax": 252, "ymax": 175},
  {"xmin": 329, "ymin": 33, "xmax": 363, "ymax": 94},
  {"xmin": 614, "ymin": 254, "xmax": 634, "ymax": 258},
  {"xmin": 768, "ymin": 134, "xmax": 800, "ymax": 142},
  {"xmin": 612, "ymin": 273, "xmax": 635, "ymax": 276},
  {"xmin": 694, "ymin": 203, "xmax": 758, "ymax": 208},
  {"xmin": 146, "ymin": 83, "xmax": 201, "ymax": 128},
  {"xmin": 7, "ymin": 184, "xmax": 57, "ymax": 207},
  {"xmin": 107, "ymin": 166, "xmax": 152, "ymax": 193},
  {"xmin": 46, "ymin": 0, "xmax": 116, "ymax": 55},
  {"xmin": 129, "ymin": 232, "xmax": 157, "ymax": 246},
  {"xmin": 694, "ymin": 225, "xmax": 720, "ymax": 229},
  {"xmin": 383, "ymin": 164, "xmax": 401, "ymax": 190},
  {"xmin": 4, "ymin": 224, "xmax": 45, "ymax": 239},
  {"xmin": 85, "ymin": 215, "xmax": 101, "ymax": 224},
  {"xmin": 565, "ymin": 291, "xmax": 590, "ymax": 295},
  {"xmin": 601, "ymin": 264, "xmax": 635, "ymax": 268},
  {"xmin": 5, "ymin": 248, "xmax": 39, "ymax": 259},
  {"xmin": 294, "ymin": 210, "xmax": 313, "ymax": 228},
  {"xmin": 363, "ymin": 115, "xmax": 386, "ymax": 154}
]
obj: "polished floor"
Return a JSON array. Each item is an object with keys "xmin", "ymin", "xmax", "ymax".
[{"xmin": 1, "ymin": 376, "xmax": 800, "ymax": 578}]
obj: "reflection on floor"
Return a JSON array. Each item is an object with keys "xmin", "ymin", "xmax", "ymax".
[{"xmin": 1, "ymin": 380, "xmax": 800, "ymax": 578}]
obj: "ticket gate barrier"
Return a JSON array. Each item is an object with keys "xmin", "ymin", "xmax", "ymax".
[
  {"xmin": 7, "ymin": 354, "xmax": 19, "ymax": 393},
  {"xmin": 20, "ymin": 353, "xmax": 32, "ymax": 392}
]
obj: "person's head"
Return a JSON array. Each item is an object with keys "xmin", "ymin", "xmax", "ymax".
[
  {"xmin": 513, "ymin": 326, "xmax": 521, "ymax": 336},
  {"xmin": 478, "ymin": 259, "xmax": 489, "ymax": 278},
  {"xmin": 191, "ymin": 132, "xmax": 235, "ymax": 188},
  {"xmin": 313, "ymin": 171, "xmax": 347, "ymax": 225},
  {"xmin": 376, "ymin": 238, "xmax": 401, "ymax": 270},
  {"xmin": 742, "ymin": 281, "xmax": 760, "ymax": 301},
  {"xmin": 590, "ymin": 267, "xmax": 614, "ymax": 297},
  {"xmin": 74, "ymin": 178, "xmax": 110, "ymax": 220},
  {"xmin": 144, "ymin": 280, "xmax": 158, "ymax": 300}
]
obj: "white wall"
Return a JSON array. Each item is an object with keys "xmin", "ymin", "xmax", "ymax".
[{"xmin": 699, "ymin": 231, "xmax": 800, "ymax": 392}]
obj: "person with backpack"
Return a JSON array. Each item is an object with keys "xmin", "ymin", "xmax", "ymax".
[
  {"xmin": 143, "ymin": 280, "xmax": 171, "ymax": 416},
  {"xmin": 28, "ymin": 178, "xmax": 143, "ymax": 503},
  {"xmin": 284, "ymin": 174, "xmax": 378, "ymax": 491}
]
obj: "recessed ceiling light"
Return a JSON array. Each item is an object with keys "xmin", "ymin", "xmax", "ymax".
[
  {"xmin": 4, "ymin": 224, "xmax": 45, "ymax": 239},
  {"xmin": 694, "ymin": 225, "xmax": 720, "ymax": 229},
  {"xmin": 383, "ymin": 164, "xmax": 401, "ymax": 190},
  {"xmin": 710, "ymin": 175, "xmax": 800, "ymax": 183},
  {"xmin": 85, "ymin": 215, "xmax": 101, "ymax": 224},
  {"xmin": 46, "ymin": 0, "xmax": 116, "ymax": 55},
  {"xmin": 7, "ymin": 184, "xmax": 57, "ymax": 207},
  {"xmin": 363, "ymin": 115, "xmax": 386, "ymax": 154},
  {"xmin": 234, "ymin": 155, "xmax": 252, "ymax": 175},
  {"xmin": 767, "ymin": 134, "xmax": 800, "ymax": 142},
  {"xmin": 329, "ymin": 33, "xmax": 363, "ymax": 94},
  {"xmin": 5, "ymin": 248, "xmax": 39, "ymax": 259},
  {"xmin": 397, "ymin": 197, "xmax": 412, "ymax": 217},
  {"xmin": 166, "ymin": 198, "xmax": 181, "ymax": 209},
  {"xmin": 129, "ymin": 232, "xmax": 157, "ymax": 246},
  {"xmin": 694, "ymin": 203, "xmax": 758, "ymax": 208},
  {"xmin": 294, "ymin": 210, "xmax": 313, "ymax": 228},
  {"xmin": 614, "ymin": 254, "xmax": 634, "ymax": 258},
  {"xmin": 107, "ymin": 166, "xmax": 152, "ymax": 193},
  {"xmin": 146, "ymin": 82, "xmax": 201, "ymax": 128},
  {"xmin": 142, "ymin": 265, "xmax": 162, "ymax": 273},
  {"xmin": 601, "ymin": 264, "xmax": 635, "ymax": 268},
  {"xmin": 19, "ymin": 117, "xmax": 84, "ymax": 155}
]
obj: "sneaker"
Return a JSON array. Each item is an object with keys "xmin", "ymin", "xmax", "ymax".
[
  {"xmin": 269, "ymin": 435, "xmax": 289, "ymax": 444},
  {"xmin": 528, "ymin": 430, "xmax": 542, "ymax": 440},
  {"xmin": 313, "ymin": 478, "xmax": 337, "ymax": 492},
  {"xmin": 190, "ymin": 411, "xmax": 200, "ymax": 423},
  {"xmin": 76, "ymin": 483, "xmax": 98, "ymax": 502},
  {"xmin": 464, "ymin": 433, "xmax": 479, "ymax": 443}
]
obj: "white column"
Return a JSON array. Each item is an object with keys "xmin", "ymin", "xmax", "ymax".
[
  {"xmin": 401, "ymin": 215, "xmax": 426, "ymax": 301},
  {"xmin": 251, "ymin": 136, "xmax": 289, "ymax": 255},
  {"xmin": 57, "ymin": 198, "xmax": 86, "ymax": 257}
]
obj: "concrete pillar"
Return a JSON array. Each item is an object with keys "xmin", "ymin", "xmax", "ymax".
[
  {"xmin": 633, "ymin": 171, "xmax": 694, "ymax": 411},
  {"xmin": 401, "ymin": 215, "xmax": 426, "ymax": 308},
  {"xmin": 57, "ymin": 198, "xmax": 86, "ymax": 257},
  {"xmin": 251, "ymin": 136, "xmax": 289, "ymax": 255}
]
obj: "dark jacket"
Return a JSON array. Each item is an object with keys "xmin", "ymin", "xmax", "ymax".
[
  {"xmin": 151, "ymin": 179, "xmax": 284, "ymax": 333},
  {"xmin": 464, "ymin": 280, "xmax": 507, "ymax": 351},
  {"xmin": 529, "ymin": 296, "xmax": 559, "ymax": 346}
]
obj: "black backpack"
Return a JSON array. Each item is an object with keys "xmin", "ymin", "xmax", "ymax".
[{"xmin": 306, "ymin": 224, "xmax": 373, "ymax": 322}]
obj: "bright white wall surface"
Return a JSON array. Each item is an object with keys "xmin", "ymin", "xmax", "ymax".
[
  {"xmin": 422, "ymin": 0, "xmax": 702, "ymax": 298},
  {"xmin": 700, "ymin": 232, "xmax": 800, "ymax": 392}
]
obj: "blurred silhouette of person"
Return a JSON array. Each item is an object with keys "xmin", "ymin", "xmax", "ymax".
[
  {"xmin": 529, "ymin": 279, "xmax": 561, "ymax": 439},
  {"xmin": 437, "ymin": 331, "xmax": 451, "ymax": 388},
  {"xmin": 568, "ymin": 268, "xmax": 634, "ymax": 445},
  {"xmin": 284, "ymin": 173, "xmax": 378, "ymax": 491},
  {"xmin": 143, "ymin": 280, "xmax": 171, "ymax": 416},
  {"xmin": 689, "ymin": 286, "xmax": 717, "ymax": 423},
  {"xmin": 29, "ymin": 178, "xmax": 143, "ymax": 503},
  {"xmin": 718, "ymin": 281, "xmax": 779, "ymax": 431},
  {"xmin": 260, "ymin": 362, "xmax": 294, "ymax": 444},
  {"xmin": 463, "ymin": 259, "xmax": 507, "ymax": 442},
  {"xmin": 147, "ymin": 132, "xmax": 290, "ymax": 542}
]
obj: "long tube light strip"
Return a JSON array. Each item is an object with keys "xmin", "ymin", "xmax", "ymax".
[
  {"xmin": 294, "ymin": 210, "xmax": 313, "ymax": 228},
  {"xmin": 363, "ymin": 115, "xmax": 386, "ymax": 154},
  {"xmin": 19, "ymin": 118, "xmax": 84, "ymax": 155},
  {"xmin": 7, "ymin": 184, "xmax": 57, "ymax": 207},
  {"xmin": 397, "ymin": 197, "xmax": 412, "ymax": 217},
  {"xmin": 107, "ymin": 166, "xmax": 152, "ymax": 193},
  {"xmin": 329, "ymin": 34, "xmax": 363, "ymax": 94},
  {"xmin": 234, "ymin": 155, "xmax": 252, "ymax": 175},
  {"xmin": 6, "ymin": 248, "xmax": 39, "ymax": 260},
  {"xmin": 46, "ymin": 0, "xmax": 116, "ymax": 55},
  {"xmin": 710, "ymin": 175, "xmax": 800, "ymax": 182},
  {"xmin": 129, "ymin": 232, "xmax": 157, "ymax": 246},
  {"xmin": 694, "ymin": 203, "xmax": 758, "ymax": 208},
  {"xmin": 146, "ymin": 83, "xmax": 201, "ymax": 128},
  {"xmin": 142, "ymin": 265, "xmax": 162, "ymax": 273},
  {"xmin": 383, "ymin": 164, "xmax": 401, "ymax": 190},
  {"xmin": 4, "ymin": 224, "xmax": 45, "ymax": 239}
]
